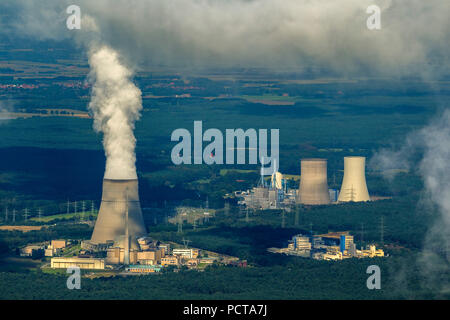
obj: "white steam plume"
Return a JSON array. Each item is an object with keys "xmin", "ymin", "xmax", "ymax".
[
  {"xmin": 372, "ymin": 109, "xmax": 450, "ymax": 294},
  {"xmin": 88, "ymin": 46, "xmax": 142, "ymax": 180}
]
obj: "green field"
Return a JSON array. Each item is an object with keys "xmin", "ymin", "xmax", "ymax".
[{"xmin": 30, "ymin": 211, "xmax": 97, "ymax": 223}]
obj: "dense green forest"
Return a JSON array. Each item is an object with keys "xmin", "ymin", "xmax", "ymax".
[{"xmin": 0, "ymin": 253, "xmax": 447, "ymax": 299}]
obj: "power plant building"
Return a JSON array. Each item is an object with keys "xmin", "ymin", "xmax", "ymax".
[
  {"xmin": 271, "ymin": 171, "xmax": 283, "ymax": 190},
  {"xmin": 51, "ymin": 257, "xmax": 105, "ymax": 270},
  {"xmin": 338, "ymin": 156, "xmax": 370, "ymax": 202},
  {"xmin": 297, "ymin": 159, "xmax": 330, "ymax": 205}
]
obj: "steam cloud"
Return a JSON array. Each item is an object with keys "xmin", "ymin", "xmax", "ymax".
[
  {"xmin": 372, "ymin": 110, "xmax": 450, "ymax": 294},
  {"xmin": 88, "ymin": 46, "xmax": 142, "ymax": 180},
  {"xmin": 1, "ymin": 0, "xmax": 449, "ymax": 76},
  {"xmin": 0, "ymin": 100, "xmax": 15, "ymax": 122}
]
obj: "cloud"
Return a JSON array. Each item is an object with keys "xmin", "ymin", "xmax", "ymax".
[
  {"xmin": 0, "ymin": 100, "xmax": 15, "ymax": 123},
  {"xmin": 1, "ymin": 0, "xmax": 448, "ymax": 76},
  {"xmin": 372, "ymin": 109, "xmax": 450, "ymax": 294}
]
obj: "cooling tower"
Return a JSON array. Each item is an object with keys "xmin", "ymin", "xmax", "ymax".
[
  {"xmin": 298, "ymin": 159, "xmax": 331, "ymax": 205},
  {"xmin": 91, "ymin": 179, "xmax": 147, "ymax": 244},
  {"xmin": 338, "ymin": 156, "xmax": 370, "ymax": 202}
]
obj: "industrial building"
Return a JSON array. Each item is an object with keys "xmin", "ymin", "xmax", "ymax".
[
  {"xmin": 271, "ymin": 231, "xmax": 384, "ymax": 261},
  {"xmin": 106, "ymin": 236, "xmax": 167, "ymax": 265},
  {"xmin": 172, "ymin": 248, "xmax": 199, "ymax": 259},
  {"xmin": 289, "ymin": 235, "xmax": 312, "ymax": 251},
  {"xmin": 20, "ymin": 244, "xmax": 44, "ymax": 257},
  {"xmin": 51, "ymin": 239, "xmax": 67, "ymax": 249},
  {"xmin": 338, "ymin": 156, "xmax": 371, "ymax": 202},
  {"xmin": 297, "ymin": 158, "xmax": 331, "ymax": 205},
  {"xmin": 161, "ymin": 256, "xmax": 180, "ymax": 266},
  {"xmin": 125, "ymin": 265, "xmax": 162, "ymax": 273},
  {"xmin": 50, "ymin": 257, "xmax": 105, "ymax": 270},
  {"xmin": 238, "ymin": 162, "xmax": 296, "ymax": 210}
]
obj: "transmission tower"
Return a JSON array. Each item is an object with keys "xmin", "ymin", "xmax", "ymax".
[
  {"xmin": 38, "ymin": 208, "xmax": 42, "ymax": 220},
  {"xmin": 67, "ymin": 200, "xmax": 70, "ymax": 214},
  {"xmin": 74, "ymin": 201, "xmax": 77, "ymax": 214},
  {"xmin": 294, "ymin": 207, "xmax": 299, "ymax": 227},
  {"xmin": 80, "ymin": 201, "xmax": 86, "ymax": 221},
  {"xmin": 4, "ymin": 207, "xmax": 8, "ymax": 222},
  {"xmin": 90, "ymin": 201, "xmax": 95, "ymax": 220},
  {"xmin": 12, "ymin": 209, "xmax": 16, "ymax": 223},
  {"xmin": 23, "ymin": 208, "xmax": 28, "ymax": 222},
  {"xmin": 224, "ymin": 202, "xmax": 230, "ymax": 216},
  {"xmin": 182, "ymin": 238, "xmax": 191, "ymax": 248},
  {"xmin": 177, "ymin": 215, "xmax": 183, "ymax": 234}
]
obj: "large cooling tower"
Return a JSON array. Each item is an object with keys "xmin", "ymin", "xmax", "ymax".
[
  {"xmin": 338, "ymin": 156, "xmax": 370, "ymax": 202},
  {"xmin": 298, "ymin": 159, "xmax": 330, "ymax": 205},
  {"xmin": 91, "ymin": 179, "xmax": 147, "ymax": 244}
]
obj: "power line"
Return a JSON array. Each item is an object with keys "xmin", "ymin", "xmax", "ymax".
[{"xmin": 81, "ymin": 201, "xmax": 86, "ymax": 221}]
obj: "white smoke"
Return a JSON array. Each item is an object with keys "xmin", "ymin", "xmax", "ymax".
[
  {"xmin": 0, "ymin": 100, "xmax": 15, "ymax": 123},
  {"xmin": 416, "ymin": 111, "xmax": 450, "ymax": 293},
  {"xmin": 88, "ymin": 45, "xmax": 142, "ymax": 180},
  {"xmin": 372, "ymin": 109, "xmax": 450, "ymax": 293}
]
